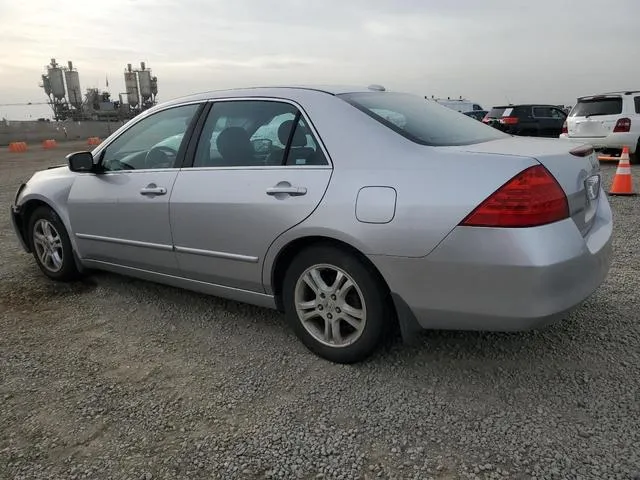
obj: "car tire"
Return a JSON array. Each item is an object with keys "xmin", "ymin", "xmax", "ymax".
[
  {"xmin": 27, "ymin": 206, "xmax": 81, "ymax": 282},
  {"xmin": 630, "ymin": 140, "xmax": 640, "ymax": 165},
  {"xmin": 282, "ymin": 244, "xmax": 391, "ymax": 364}
]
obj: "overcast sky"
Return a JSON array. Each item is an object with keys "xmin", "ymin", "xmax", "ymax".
[{"xmin": 1, "ymin": 0, "xmax": 638, "ymax": 120}]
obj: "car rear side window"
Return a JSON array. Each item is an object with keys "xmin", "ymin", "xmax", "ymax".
[
  {"xmin": 635, "ymin": 96, "xmax": 640, "ymax": 114},
  {"xmin": 192, "ymin": 100, "xmax": 328, "ymax": 168},
  {"xmin": 339, "ymin": 92, "xmax": 507, "ymax": 146},
  {"xmin": 570, "ymin": 97, "xmax": 623, "ymax": 117},
  {"xmin": 513, "ymin": 106, "xmax": 532, "ymax": 118},
  {"xmin": 533, "ymin": 107, "xmax": 553, "ymax": 118}
]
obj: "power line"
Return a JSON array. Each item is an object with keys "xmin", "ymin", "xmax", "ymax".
[{"xmin": 0, "ymin": 101, "xmax": 50, "ymax": 107}]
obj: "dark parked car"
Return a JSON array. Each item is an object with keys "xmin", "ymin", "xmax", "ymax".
[
  {"xmin": 482, "ymin": 104, "xmax": 567, "ymax": 137},
  {"xmin": 464, "ymin": 110, "xmax": 488, "ymax": 121}
]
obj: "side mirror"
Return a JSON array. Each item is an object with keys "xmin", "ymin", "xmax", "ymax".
[{"xmin": 67, "ymin": 151, "xmax": 96, "ymax": 173}]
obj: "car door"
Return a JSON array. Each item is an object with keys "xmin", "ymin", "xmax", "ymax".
[
  {"xmin": 548, "ymin": 107, "xmax": 567, "ymax": 137},
  {"xmin": 169, "ymin": 99, "xmax": 332, "ymax": 292},
  {"xmin": 534, "ymin": 106, "xmax": 567, "ymax": 137},
  {"xmin": 67, "ymin": 102, "xmax": 203, "ymax": 274}
]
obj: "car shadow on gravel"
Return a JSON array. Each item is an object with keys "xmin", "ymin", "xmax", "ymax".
[
  {"xmin": 4, "ymin": 265, "xmax": 616, "ymax": 374},
  {"xmin": 366, "ymin": 294, "xmax": 620, "ymax": 370},
  {"xmin": 0, "ymin": 271, "xmax": 98, "ymax": 312}
]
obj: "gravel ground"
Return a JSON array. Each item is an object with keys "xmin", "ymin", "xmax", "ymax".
[{"xmin": 1, "ymin": 143, "xmax": 639, "ymax": 480}]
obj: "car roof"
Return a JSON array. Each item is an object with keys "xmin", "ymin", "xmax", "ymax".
[
  {"xmin": 490, "ymin": 104, "xmax": 563, "ymax": 109},
  {"xmin": 163, "ymin": 85, "xmax": 383, "ymax": 104},
  {"xmin": 577, "ymin": 90, "xmax": 640, "ymax": 99}
]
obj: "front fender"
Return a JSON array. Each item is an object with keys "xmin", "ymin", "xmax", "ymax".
[{"xmin": 12, "ymin": 169, "xmax": 84, "ymax": 271}]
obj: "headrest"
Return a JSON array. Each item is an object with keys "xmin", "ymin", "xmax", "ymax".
[
  {"xmin": 278, "ymin": 120, "xmax": 308, "ymax": 147},
  {"xmin": 216, "ymin": 127, "xmax": 252, "ymax": 157}
]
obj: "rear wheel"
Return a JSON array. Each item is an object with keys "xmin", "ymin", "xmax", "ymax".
[
  {"xmin": 282, "ymin": 245, "xmax": 391, "ymax": 363},
  {"xmin": 28, "ymin": 206, "xmax": 81, "ymax": 281},
  {"xmin": 630, "ymin": 139, "xmax": 640, "ymax": 165}
]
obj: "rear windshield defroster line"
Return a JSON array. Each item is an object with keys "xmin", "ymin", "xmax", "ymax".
[{"xmin": 338, "ymin": 92, "xmax": 507, "ymax": 147}]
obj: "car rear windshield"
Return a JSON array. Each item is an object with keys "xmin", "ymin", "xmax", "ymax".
[
  {"xmin": 570, "ymin": 97, "xmax": 622, "ymax": 117},
  {"xmin": 338, "ymin": 92, "xmax": 507, "ymax": 146},
  {"xmin": 485, "ymin": 107, "xmax": 508, "ymax": 118}
]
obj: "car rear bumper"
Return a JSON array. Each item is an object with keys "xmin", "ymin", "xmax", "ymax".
[
  {"xmin": 559, "ymin": 132, "xmax": 638, "ymax": 153},
  {"xmin": 369, "ymin": 194, "xmax": 613, "ymax": 333}
]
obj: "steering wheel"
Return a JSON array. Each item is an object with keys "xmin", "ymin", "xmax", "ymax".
[{"xmin": 145, "ymin": 146, "xmax": 178, "ymax": 169}]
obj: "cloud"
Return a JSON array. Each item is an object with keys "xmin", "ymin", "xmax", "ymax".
[
  {"xmin": 156, "ymin": 55, "xmax": 330, "ymax": 70},
  {"xmin": 1, "ymin": 0, "xmax": 639, "ymax": 119}
]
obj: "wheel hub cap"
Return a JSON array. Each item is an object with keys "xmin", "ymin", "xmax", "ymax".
[
  {"xmin": 33, "ymin": 219, "xmax": 64, "ymax": 273},
  {"xmin": 294, "ymin": 264, "xmax": 367, "ymax": 348}
]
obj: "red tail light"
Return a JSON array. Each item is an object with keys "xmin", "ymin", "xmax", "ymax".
[
  {"xmin": 500, "ymin": 116, "xmax": 519, "ymax": 125},
  {"xmin": 613, "ymin": 118, "xmax": 631, "ymax": 133},
  {"xmin": 460, "ymin": 165, "xmax": 569, "ymax": 228},
  {"xmin": 561, "ymin": 121, "xmax": 568, "ymax": 134}
]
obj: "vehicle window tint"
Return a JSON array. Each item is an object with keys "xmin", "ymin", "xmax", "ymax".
[
  {"xmin": 635, "ymin": 96, "xmax": 640, "ymax": 114},
  {"xmin": 251, "ymin": 112, "xmax": 296, "ymax": 148},
  {"xmin": 340, "ymin": 92, "xmax": 507, "ymax": 147},
  {"xmin": 100, "ymin": 104, "xmax": 200, "ymax": 171},
  {"xmin": 533, "ymin": 107, "xmax": 553, "ymax": 118},
  {"xmin": 550, "ymin": 108, "xmax": 566, "ymax": 119},
  {"xmin": 512, "ymin": 106, "xmax": 531, "ymax": 117},
  {"xmin": 284, "ymin": 118, "xmax": 328, "ymax": 166},
  {"xmin": 570, "ymin": 97, "xmax": 622, "ymax": 117},
  {"xmin": 486, "ymin": 107, "xmax": 507, "ymax": 119},
  {"xmin": 193, "ymin": 100, "xmax": 327, "ymax": 167}
]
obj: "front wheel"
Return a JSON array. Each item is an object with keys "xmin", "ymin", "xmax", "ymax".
[
  {"xmin": 28, "ymin": 206, "xmax": 81, "ymax": 281},
  {"xmin": 282, "ymin": 245, "xmax": 391, "ymax": 363}
]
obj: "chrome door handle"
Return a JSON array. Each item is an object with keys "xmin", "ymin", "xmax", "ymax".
[
  {"xmin": 266, "ymin": 186, "xmax": 307, "ymax": 196},
  {"xmin": 140, "ymin": 184, "xmax": 167, "ymax": 196}
]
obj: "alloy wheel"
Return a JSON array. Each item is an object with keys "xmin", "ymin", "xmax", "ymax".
[
  {"xmin": 32, "ymin": 219, "xmax": 64, "ymax": 273},
  {"xmin": 294, "ymin": 264, "xmax": 367, "ymax": 348}
]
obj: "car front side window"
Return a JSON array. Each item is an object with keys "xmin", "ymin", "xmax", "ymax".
[{"xmin": 99, "ymin": 104, "xmax": 200, "ymax": 172}]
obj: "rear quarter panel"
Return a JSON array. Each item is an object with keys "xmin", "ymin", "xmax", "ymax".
[{"xmin": 261, "ymin": 93, "xmax": 539, "ymax": 290}]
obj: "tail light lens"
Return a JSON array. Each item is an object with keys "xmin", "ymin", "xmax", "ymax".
[
  {"xmin": 500, "ymin": 116, "xmax": 519, "ymax": 125},
  {"xmin": 460, "ymin": 165, "xmax": 569, "ymax": 228},
  {"xmin": 613, "ymin": 118, "xmax": 631, "ymax": 133},
  {"xmin": 561, "ymin": 121, "xmax": 568, "ymax": 134}
]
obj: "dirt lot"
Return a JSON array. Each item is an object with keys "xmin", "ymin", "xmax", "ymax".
[{"xmin": 1, "ymin": 142, "xmax": 639, "ymax": 480}]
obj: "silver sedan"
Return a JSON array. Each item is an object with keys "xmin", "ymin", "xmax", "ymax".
[{"xmin": 10, "ymin": 85, "xmax": 613, "ymax": 363}]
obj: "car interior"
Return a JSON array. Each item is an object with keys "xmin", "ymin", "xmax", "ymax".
[{"xmin": 193, "ymin": 107, "xmax": 326, "ymax": 168}]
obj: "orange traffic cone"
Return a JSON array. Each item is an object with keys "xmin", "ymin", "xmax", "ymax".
[{"xmin": 609, "ymin": 146, "xmax": 636, "ymax": 196}]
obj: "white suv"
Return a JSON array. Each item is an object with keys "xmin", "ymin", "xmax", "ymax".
[{"xmin": 560, "ymin": 91, "xmax": 640, "ymax": 163}]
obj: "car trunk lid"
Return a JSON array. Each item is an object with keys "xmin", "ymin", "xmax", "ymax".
[{"xmin": 449, "ymin": 136, "xmax": 602, "ymax": 236}]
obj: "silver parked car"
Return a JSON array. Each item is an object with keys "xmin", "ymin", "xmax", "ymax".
[{"xmin": 10, "ymin": 85, "xmax": 613, "ymax": 363}]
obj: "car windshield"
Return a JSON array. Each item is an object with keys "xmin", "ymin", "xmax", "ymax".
[
  {"xmin": 339, "ymin": 92, "xmax": 507, "ymax": 146},
  {"xmin": 570, "ymin": 97, "xmax": 622, "ymax": 117}
]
